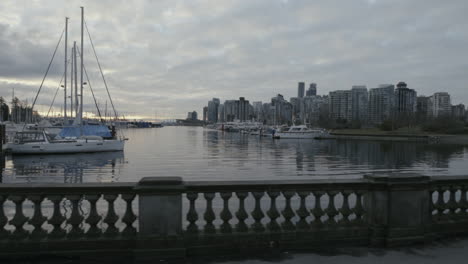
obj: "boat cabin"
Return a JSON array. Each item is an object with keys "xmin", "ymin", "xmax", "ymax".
[{"xmin": 13, "ymin": 131, "xmax": 51, "ymax": 144}]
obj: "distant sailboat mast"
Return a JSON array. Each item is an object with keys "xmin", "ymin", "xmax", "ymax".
[
  {"xmin": 70, "ymin": 44, "xmax": 74, "ymax": 118},
  {"xmin": 74, "ymin": 41, "xmax": 78, "ymax": 117},
  {"xmin": 64, "ymin": 17, "xmax": 68, "ymax": 120},
  {"xmin": 79, "ymin": 6, "xmax": 84, "ymax": 125}
]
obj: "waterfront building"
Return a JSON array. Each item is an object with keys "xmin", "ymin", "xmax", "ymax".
[
  {"xmin": 222, "ymin": 97, "xmax": 252, "ymax": 122},
  {"xmin": 207, "ymin": 98, "xmax": 220, "ymax": 123},
  {"xmin": 217, "ymin": 104, "xmax": 225, "ymax": 123},
  {"xmin": 223, "ymin": 100, "xmax": 237, "ymax": 122},
  {"xmin": 252, "ymin": 101, "xmax": 263, "ymax": 122},
  {"xmin": 368, "ymin": 84, "xmax": 395, "ymax": 124},
  {"xmin": 298, "ymin": 82, "xmax": 305, "ymax": 98},
  {"xmin": 202, "ymin": 106, "xmax": 208, "ymax": 122},
  {"xmin": 416, "ymin": 96, "xmax": 430, "ymax": 120},
  {"xmin": 271, "ymin": 94, "xmax": 293, "ymax": 125},
  {"xmin": 329, "ymin": 90, "xmax": 352, "ymax": 121},
  {"xmin": 451, "ymin": 104, "xmax": 465, "ymax": 120},
  {"xmin": 351, "ymin": 86, "xmax": 369, "ymax": 123},
  {"xmin": 301, "ymin": 95, "xmax": 328, "ymax": 125},
  {"xmin": 186, "ymin": 111, "xmax": 198, "ymax": 121},
  {"xmin": 394, "ymin": 82, "xmax": 417, "ymax": 116},
  {"xmin": 290, "ymin": 97, "xmax": 302, "ymax": 123},
  {"xmin": 306, "ymin": 83, "xmax": 317, "ymax": 96},
  {"xmin": 428, "ymin": 92, "xmax": 451, "ymax": 117}
]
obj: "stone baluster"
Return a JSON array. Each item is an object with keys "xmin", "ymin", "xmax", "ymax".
[
  {"xmin": 0, "ymin": 195, "xmax": 9, "ymax": 239},
  {"xmin": 28, "ymin": 194, "xmax": 47, "ymax": 239},
  {"xmin": 203, "ymin": 192, "xmax": 216, "ymax": 234},
  {"xmin": 235, "ymin": 192, "xmax": 248, "ymax": 232},
  {"xmin": 429, "ymin": 188, "xmax": 438, "ymax": 222},
  {"xmin": 103, "ymin": 194, "xmax": 119, "ymax": 236},
  {"xmin": 266, "ymin": 191, "xmax": 280, "ymax": 232},
  {"xmin": 220, "ymin": 192, "xmax": 233, "ymax": 233},
  {"xmin": 8, "ymin": 195, "xmax": 28, "ymax": 239},
  {"xmin": 447, "ymin": 185, "xmax": 458, "ymax": 219},
  {"xmin": 325, "ymin": 191, "xmax": 339, "ymax": 226},
  {"xmin": 353, "ymin": 190, "xmax": 365, "ymax": 225},
  {"xmin": 186, "ymin": 192, "xmax": 199, "ymax": 234},
  {"xmin": 281, "ymin": 191, "xmax": 295, "ymax": 231},
  {"xmin": 121, "ymin": 193, "xmax": 137, "ymax": 236},
  {"xmin": 48, "ymin": 195, "xmax": 66, "ymax": 238},
  {"xmin": 310, "ymin": 191, "xmax": 325, "ymax": 228},
  {"xmin": 339, "ymin": 190, "xmax": 352, "ymax": 226},
  {"xmin": 296, "ymin": 191, "xmax": 310, "ymax": 230},
  {"xmin": 434, "ymin": 186, "xmax": 446, "ymax": 222},
  {"xmin": 85, "ymin": 194, "xmax": 102, "ymax": 237},
  {"xmin": 66, "ymin": 194, "xmax": 84, "ymax": 238},
  {"xmin": 251, "ymin": 191, "xmax": 265, "ymax": 232},
  {"xmin": 459, "ymin": 185, "xmax": 468, "ymax": 219}
]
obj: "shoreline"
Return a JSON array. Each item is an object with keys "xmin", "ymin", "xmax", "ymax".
[{"xmin": 326, "ymin": 130, "xmax": 468, "ymax": 145}]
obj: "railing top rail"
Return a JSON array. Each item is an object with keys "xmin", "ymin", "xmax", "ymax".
[
  {"xmin": 183, "ymin": 178, "xmax": 370, "ymax": 192},
  {"xmin": 0, "ymin": 182, "xmax": 136, "ymax": 194},
  {"xmin": 430, "ymin": 175, "xmax": 468, "ymax": 185}
]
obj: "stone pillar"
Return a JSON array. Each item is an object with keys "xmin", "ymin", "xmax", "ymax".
[
  {"xmin": 365, "ymin": 173, "xmax": 431, "ymax": 246},
  {"xmin": 136, "ymin": 177, "xmax": 185, "ymax": 237}
]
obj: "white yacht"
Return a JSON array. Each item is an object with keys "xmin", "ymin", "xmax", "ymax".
[
  {"xmin": 3, "ymin": 130, "xmax": 124, "ymax": 154},
  {"xmin": 274, "ymin": 125, "xmax": 329, "ymax": 139}
]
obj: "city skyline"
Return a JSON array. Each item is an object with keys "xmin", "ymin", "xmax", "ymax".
[{"xmin": 0, "ymin": 1, "xmax": 467, "ymax": 119}]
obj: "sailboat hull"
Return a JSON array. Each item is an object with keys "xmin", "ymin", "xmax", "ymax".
[{"xmin": 3, "ymin": 139, "xmax": 125, "ymax": 154}]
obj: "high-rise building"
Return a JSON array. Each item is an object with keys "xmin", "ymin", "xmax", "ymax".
[
  {"xmin": 217, "ymin": 104, "xmax": 225, "ymax": 123},
  {"xmin": 252, "ymin": 101, "xmax": 263, "ymax": 121},
  {"xmin": 351, "ymin": 86, "xmax": 368, "ymax": 123},
  {"xmin": 289, "ymin": 97, "xmax": 302, "ymax": 122},
  {"xmin": 223, "ymin": 100, "xmax": 237, "ymax": 122},
  {"xmin": 416, "ymin": 96, "xmax": 430, "ymax": 120},
  {"xmin": 329, "ymin": 90, "xmax": 352, "ymax": 121},
  {"xmin": 207, "ymin": 98, "xmax": 220, "ymax": 123},
  {"xmin": 271, "ymin": 94, "xmax": 293, "ymax": 125},
  {"xmin": 428, "ymin": 92, "xmax": 451, "ymax": 117},
  {"xmin": 301, "ymin": 95, "xmax": 327, "ymax": 125},
  {"xmin": 306, "ymin": 83, "xmax": 317, "ymax": 96},
  {"xmin": 394, "ymin": 82, "xmax": 417, "ymax": 116},
  {"xmin": 368, "ymin": 84, "xmax": 395, "ymax": 124},
  {"xmin": 203, "ymin": 106, "xmax": 208, "ymax": 122},
  {"xmin": 187, "ymin": 111, "xmax": 197, "ymax": 120},
  {"xmin": 298, "ymin": 82, "xmax": 305, "ymax": 98},
  {"xmin": 452, "ymin": 104, "xmax": 465, "ymax": 120}
]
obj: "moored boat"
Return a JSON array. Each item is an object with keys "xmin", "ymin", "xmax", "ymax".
[
  {"xmin": 3, "ymin": 130, "xmax": 124, "ymax": 154},
  {"xmin": 274, "ymin": 125, "xmax": 329, "ymax": 139}
]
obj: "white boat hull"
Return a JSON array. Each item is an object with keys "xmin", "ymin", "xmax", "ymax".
[
  {"xmin": 274, "ymin": 132, "xmax": 326, "ymax": 139},
  {"xmin": 3, "ymin": 139, "xmax": 125, "ymax": 154}
]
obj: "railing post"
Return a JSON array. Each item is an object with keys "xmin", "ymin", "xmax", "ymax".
[
  {"xmin": 365, "ymin": 173, "xmax": 431, "ymax": 246},
  {"xmin": 136, "ymin": 177, "xmax": 185, "ymax": 237}
]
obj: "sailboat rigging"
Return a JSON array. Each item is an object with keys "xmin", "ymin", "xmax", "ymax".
[{"xmin": 3, "ymin": 7, "xmax": 126, "ymax": 154}]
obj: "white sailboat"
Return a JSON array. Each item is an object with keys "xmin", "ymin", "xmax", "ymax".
[{"xmin": 3, "ymin": 7, "xmax": 125, "ymax": 154}]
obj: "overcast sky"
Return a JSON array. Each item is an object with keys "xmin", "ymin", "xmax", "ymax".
[{"xmin": 0, "ymin": 0, "xmax": 467, "ymax": 119}]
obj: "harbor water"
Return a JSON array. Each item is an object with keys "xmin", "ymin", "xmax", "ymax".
[{"xmin": 1, "ymin": 126, "xmax": 468, "ymax": 183}]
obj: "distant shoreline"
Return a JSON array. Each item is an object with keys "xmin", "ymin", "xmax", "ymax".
[{"xmin": 328, "ymin": 129, "xmax": 468, "ymax": 144}]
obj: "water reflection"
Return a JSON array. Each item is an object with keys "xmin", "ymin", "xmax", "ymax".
[
  {"xmin": 3, "ymin": 151, "xmax": 125, "ymax": 183},
  {"xmin": 1, "ymin": 127, "xmax": 467, "ymax": 183}
]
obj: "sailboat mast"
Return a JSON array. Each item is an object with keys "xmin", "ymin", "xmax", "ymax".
[
  {"xmin": 79, "ymin": 6, "xmax": 84, "ymax": 123},
  {"xmin": 74, "ymin": 41, "xmax": 78, "ymax": 116},
  {"xmin": 64, "ymin": 17, "xmax": 68, "ymax": 120},
  {"xmin": 70, "ymin": 45, "xmax": 74, "ymax": 118}
]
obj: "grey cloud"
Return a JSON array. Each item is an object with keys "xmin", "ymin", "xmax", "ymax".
[{"xmin": 1, "ymin": 0, "xmax": 468, "ymax": 118}]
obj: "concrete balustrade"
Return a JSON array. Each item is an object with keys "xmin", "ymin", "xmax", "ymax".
[{"xmin": 0, "ymin": 174, "xmax": 468, "ymax": 259}]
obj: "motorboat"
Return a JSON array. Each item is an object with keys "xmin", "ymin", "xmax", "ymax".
[
  {"xmin": 273, "ymin": 125, "xmax": 329, "ymax": 139},
  {"xmin": 3, "ymin": 130, "xmax": 124, "ymax": 154}
]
